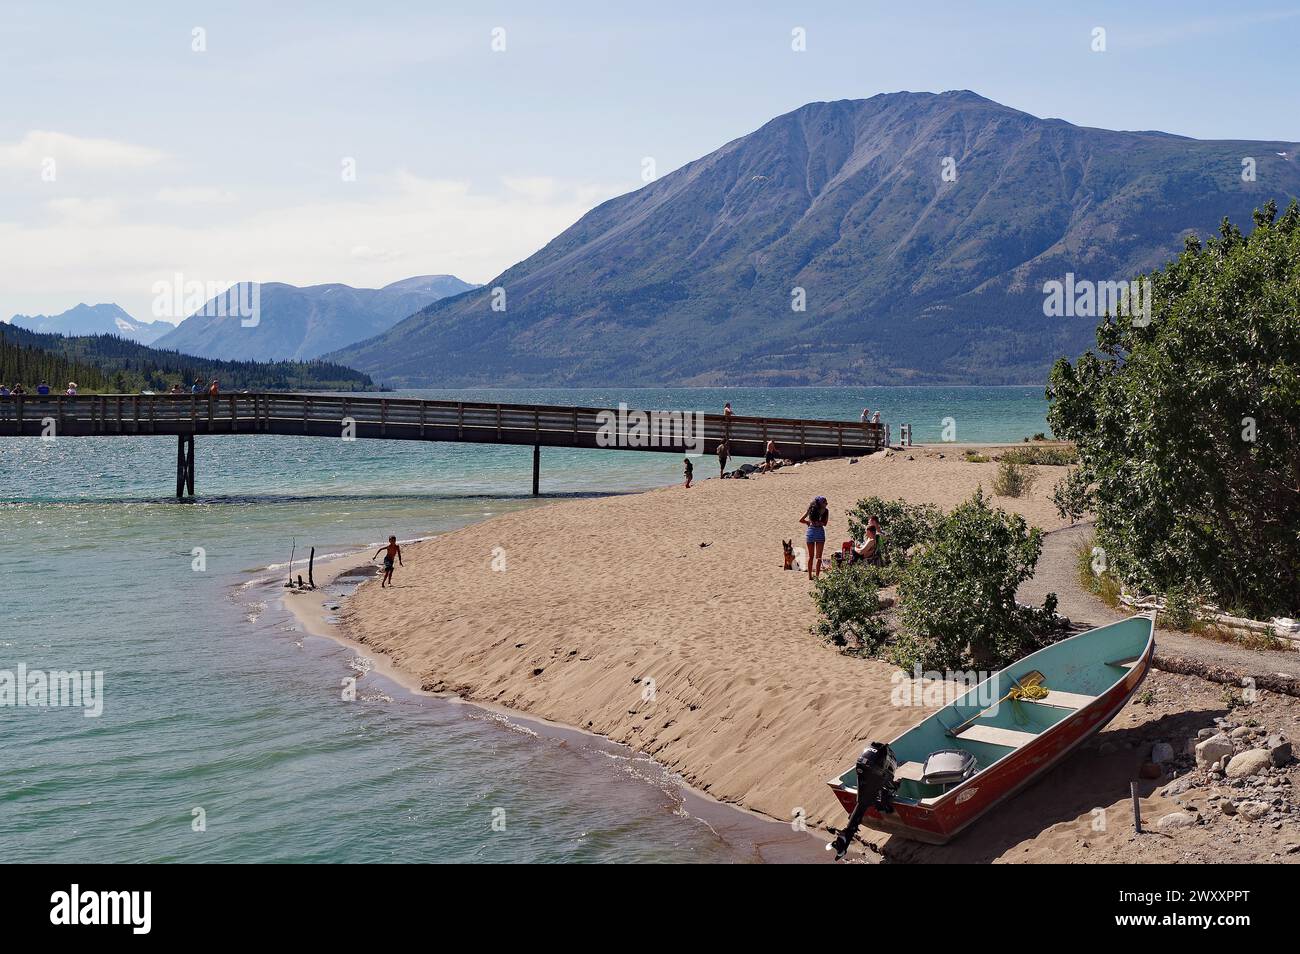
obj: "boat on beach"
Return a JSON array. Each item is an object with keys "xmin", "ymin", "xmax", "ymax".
[{"xmin": 827, "ymin": 614, "xmax": 1156, "ymax": 849}]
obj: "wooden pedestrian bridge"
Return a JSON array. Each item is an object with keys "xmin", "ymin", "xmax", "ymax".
[{"xmin": 0, "ymin": 392, "xmax": 887, "ymax": 498}]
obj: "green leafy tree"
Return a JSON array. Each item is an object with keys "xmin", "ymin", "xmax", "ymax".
[
  {"xmin": 1047, "ymin": 201, "xmax": 1300, "ymax": 617},
  {"xmin": 846, "ymin": 495, "xmax": 942, "ymax": 568},
  {"xmin": 811, "ymin": 563, "xmax": 892, "ymax": 652},
  {"xmin": 893, "ymin": 489, "xmax": 1057, "ymax": 670}
]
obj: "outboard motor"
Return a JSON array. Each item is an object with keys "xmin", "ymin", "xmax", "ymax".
[{"xmin": 828, "ymin": 742, "xmax": 898, "ymax": 860}]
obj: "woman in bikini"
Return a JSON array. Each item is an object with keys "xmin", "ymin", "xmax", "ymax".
[{"xmin": 799, "ymin": 495, "xmax": 830, "ymax": 580}]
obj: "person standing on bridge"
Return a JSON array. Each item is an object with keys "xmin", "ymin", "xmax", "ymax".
[
  {"xmin": 373, "ymin": 536, "xmax": 403, "ymax": 588},
  {"xmin": 208, "ymin": 379, "xmax": 220, "ymax": 395}
]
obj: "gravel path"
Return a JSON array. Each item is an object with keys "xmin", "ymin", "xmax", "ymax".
[{"xmin": 1018, "ymin": 522, "xmax": 1300, "ymax": 680}]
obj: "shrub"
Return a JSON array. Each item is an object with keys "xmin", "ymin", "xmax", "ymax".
[
  {"xmin": 1001, "ymin": 445, "xmax": 1078, "ymax": 466},
  {"xmin": 1047, "ymin": 201, "xmax": 1300, "ymax": 618},
  {"xmin": 1161, "ymin": 587, "xmax": 1203, "ymax": 632},
  {"xmin": 811, "ymin": 563, "xmax": 892, "ymax": 652},
  {"xmin": 964, "ymin": 450, "xmax": 991, "ymax": 463},
  {"xmin": 845, "ymin": 496, "xmax": 942, "ymax": 568},
  {"xmin": 1076, "ymin": 536, "xmax": 1122, "ymax": 607},
  {"xmin": 992, "ymin": 459, "xmax": 1036, "ymax": 498},
  {"xmin": 1052, "ymin": 467, "xmax": 1093, "ymax": 524},
  {"xmin": 893, "ymin": 489, "xmax": 1061, "ymax": 671}
]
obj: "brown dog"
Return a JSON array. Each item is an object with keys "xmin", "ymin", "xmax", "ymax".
[{"xmin": 782, "ymin": 539, "xmax": 795, "ymax": 570}]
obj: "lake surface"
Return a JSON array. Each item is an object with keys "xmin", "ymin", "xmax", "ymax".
[{"xmin": 0, "ymin": 386, "xmax": 1048, "ymax": 862}]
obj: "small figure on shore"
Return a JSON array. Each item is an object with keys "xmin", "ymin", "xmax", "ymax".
[
  {"xmin": 762, "ymin": 439, "xmax": 779, "ymax": 472},
  {"xmin": 800, "ymin": 495, "xmax": 829, "ymax": 581},
  {"xmin": 716, "ymin": 439, "xmax": 729, "ymax": 477},
  {"xmin": 683, "ymin": 456, "xmax": 693, "ymax": 488},
  {"xmin": 373, "ymin": 535, "xmax": 403, "ymax": 588},
  {"xmin": 849, "ymin": 519, "xmax": 882, "ymax": 567}
]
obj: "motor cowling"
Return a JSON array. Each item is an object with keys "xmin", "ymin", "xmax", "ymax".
[{"xmin": 828, "ymin": 742, "xmax": 898, "ymax": 860}]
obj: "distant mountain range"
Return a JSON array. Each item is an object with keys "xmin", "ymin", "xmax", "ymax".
[
  {"xmin": 9, "ymin": 303, "xmax": 173, "ymax": 345},
  {"xmin": 329, "ymin": 90, "xmax": 1300, "ymax": 386},
  {"xmin": 154, "ymin": 275, "xmax": 477, "ymax": 361}
]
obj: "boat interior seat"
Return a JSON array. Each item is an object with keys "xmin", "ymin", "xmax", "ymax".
[
  {"xmin": 895, "ymin": 761, "xmax": 927, "ymax": 782},
  {"xmin": 1026, "ymin": 688, "xmax": 1097, "ymax": 710},
  {"xmin": 955, "ymin": 724, "xmax": 1039, "ymax": 749}
]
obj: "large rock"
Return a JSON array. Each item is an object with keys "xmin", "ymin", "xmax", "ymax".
[
  {"xmin": 1267, "ymin": 734, "xmax": 1292, "ymax": 767},
  {"xmin": 1225, "ymin": 750, "xmax": 1273, "ymax": 779},
  {"xmin": 1151, "ymin": 742, "xmax": 1175, "ymax": 764},
  {"xmin": 1195, "ymin": 733, "xmax": 1234, "ymax": 769},
  {"xmin": 1157, "ymin": 811, "xmax": 1197, "ymax": 830}
]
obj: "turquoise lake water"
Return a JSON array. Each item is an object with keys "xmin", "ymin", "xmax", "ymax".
[{"xmin": 0, "ymin": 386, "xmax": 1048, "ymax": 863}]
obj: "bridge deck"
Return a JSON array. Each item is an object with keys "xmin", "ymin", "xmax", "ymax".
[{"xmin": 0, "ymin": 393, "xmax": 885, "ymax": 460}]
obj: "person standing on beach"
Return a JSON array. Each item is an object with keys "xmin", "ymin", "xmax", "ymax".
[
  {"xmin": 717, "ymin": 439, "xmax": 729, "ymax": 477},
  {"xmin": 683, "ymin": 456, "xmax": 693, "ymax": 488},
  {"xmin": 373, "ymin": 536, "xmax": 403, "ymax": 588},
  {"xmin": 800, "ymin": 496, "xmax": 829, "ymax": 581},
  {"xmin": 762, "ymin": 439, "xmax": 779, "ymax": 472}
]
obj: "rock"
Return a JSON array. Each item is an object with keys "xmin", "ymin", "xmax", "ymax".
[
  {"xmin": 1197, "ymin": 728, "xmax": 1217, "ymax": 740},
  {"xmin": 1196, "ymin": 733, "xmax": 1234, "ymax": 770},
  {"xmin": 1230, "ymin": 726, "xmax": 1253, "ymax": 738},
  {"xmin": 1151, "ymin": 742, "xmax": 1175, "ymax": 764},
  {"xmin": 1157, "ymin": 811, "xmax": 1197, "ymax": 830},
  {"xmin": 1266, "ymin": 734, "xmax": 1292, "ymax": 767},
  {"xmin": 1221, "ymin": 801, "xmax": 1238, "ymax": 816},
  {"xmin": 1225, "ymin": 750, "xmax": 1273, "ymax": 779},
  {"xmin": 1238, "ymin": 801, "xmax": 1270, "ymax": 821}
]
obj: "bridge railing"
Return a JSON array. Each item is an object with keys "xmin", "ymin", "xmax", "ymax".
[{"xmin": 1, "ymin": 393, "xmax": 885, "ymax": 456}]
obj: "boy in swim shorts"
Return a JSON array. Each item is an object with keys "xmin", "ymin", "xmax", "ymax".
[{"xmin": 373, "ymin": 536, "xmax": 403, "ymax": 588}]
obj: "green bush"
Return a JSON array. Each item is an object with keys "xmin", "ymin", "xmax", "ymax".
[
  {"xmin": 811, "ymin": 563, "xmax": 892, "ymax": 652},
  {"xmin": 845, "ymin": 496, "xmax": 942, "ymax": 567},
  {"xmin": 893, "ymin": 489, "xmax": 1060, "ymax": 671},
  {"xmin": 992, "ymin": 459, "xmax": 1036, "ymax": 498},
  {"xmin": 1052, "ymin": 467, "xmax": 1093, "ymax": 524},
  {"xmin": 1047, "ymin": 201, "xmax": 1300, "ymax": 618},
  {"xmin": 1161, "ymin": 587, "xmax": 1203, "ymax": 632},
  {"xmin": 1001, "ymin": 445, "xmax": 1078, "ymax": 466}
]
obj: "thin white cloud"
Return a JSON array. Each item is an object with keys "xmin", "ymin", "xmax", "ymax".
[
  {"xmin": 0, "ymin": 170, "xmax": 621, "ymax": 321},
  {"xmin": 0, "ymin": 130, "xmax": 166, "ymax": 170},
  {"xmin": 155, "ymin": 186, "xmax": 237, "ymax": 206}
]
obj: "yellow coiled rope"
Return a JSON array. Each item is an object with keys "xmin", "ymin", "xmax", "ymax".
[{"xmin": 1009, "ymin": 683, "xmax": 1050, "ymax": 702}]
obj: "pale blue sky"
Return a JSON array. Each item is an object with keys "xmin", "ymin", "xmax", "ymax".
[{"xmin": 2, "ymin": 0, "xmax": 1298, "ymax": 321}]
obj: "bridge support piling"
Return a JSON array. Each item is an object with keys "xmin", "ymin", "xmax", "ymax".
[
  {"xmin": 532, "ymin": 443, "xmax": 540, "ymax": 497},
  {"xmin": 176, "ymin": 434, "xmax": 195, "ymax": 499}
]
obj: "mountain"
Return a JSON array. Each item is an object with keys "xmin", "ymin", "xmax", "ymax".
[
  {"xmin": 153, "ymin": 275, "xmax": 477, "ymax": 362},
  {"xmin": 9, "ymin": 303, "xmax": 173, "ymax": 345},
  {"xmin": 328, "ymin": 91, "xmax": 1300, "ymax": 386}
]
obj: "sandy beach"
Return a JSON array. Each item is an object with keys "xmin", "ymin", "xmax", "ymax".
[{"xmin": 340, "ymin": 448, "xmax": 1300, "ymax": 862}]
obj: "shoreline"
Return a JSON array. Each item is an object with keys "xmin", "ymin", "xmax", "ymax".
[
  {"xmin": 272, "ymin": 547, "xmax": 831, "ymax": 863},
  {"xmin": 315, "ymin": 447, "xmax": 1300, "ymax": 863}
]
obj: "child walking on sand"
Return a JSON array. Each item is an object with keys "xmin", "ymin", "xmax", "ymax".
[
  {"xmin": 373, "ymin": 536, "xmax": 403, "ymax": 587},
  {"xmin": 683, "ymin": 456, "xmax": 693, "ymax": 488}
]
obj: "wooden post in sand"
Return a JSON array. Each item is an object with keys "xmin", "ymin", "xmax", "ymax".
[
  {"xmin": 532, "ymin": 443, "xmax": 540, "ymax": 497},
  {"xmin": 1131, "ymin": 781, "xmax": 1143, "ymax": 833}
]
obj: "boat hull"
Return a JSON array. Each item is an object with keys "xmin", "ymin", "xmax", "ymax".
[{"xmin": 829, "ymin": 616, "xmax": 1155, "ymax": 845}]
